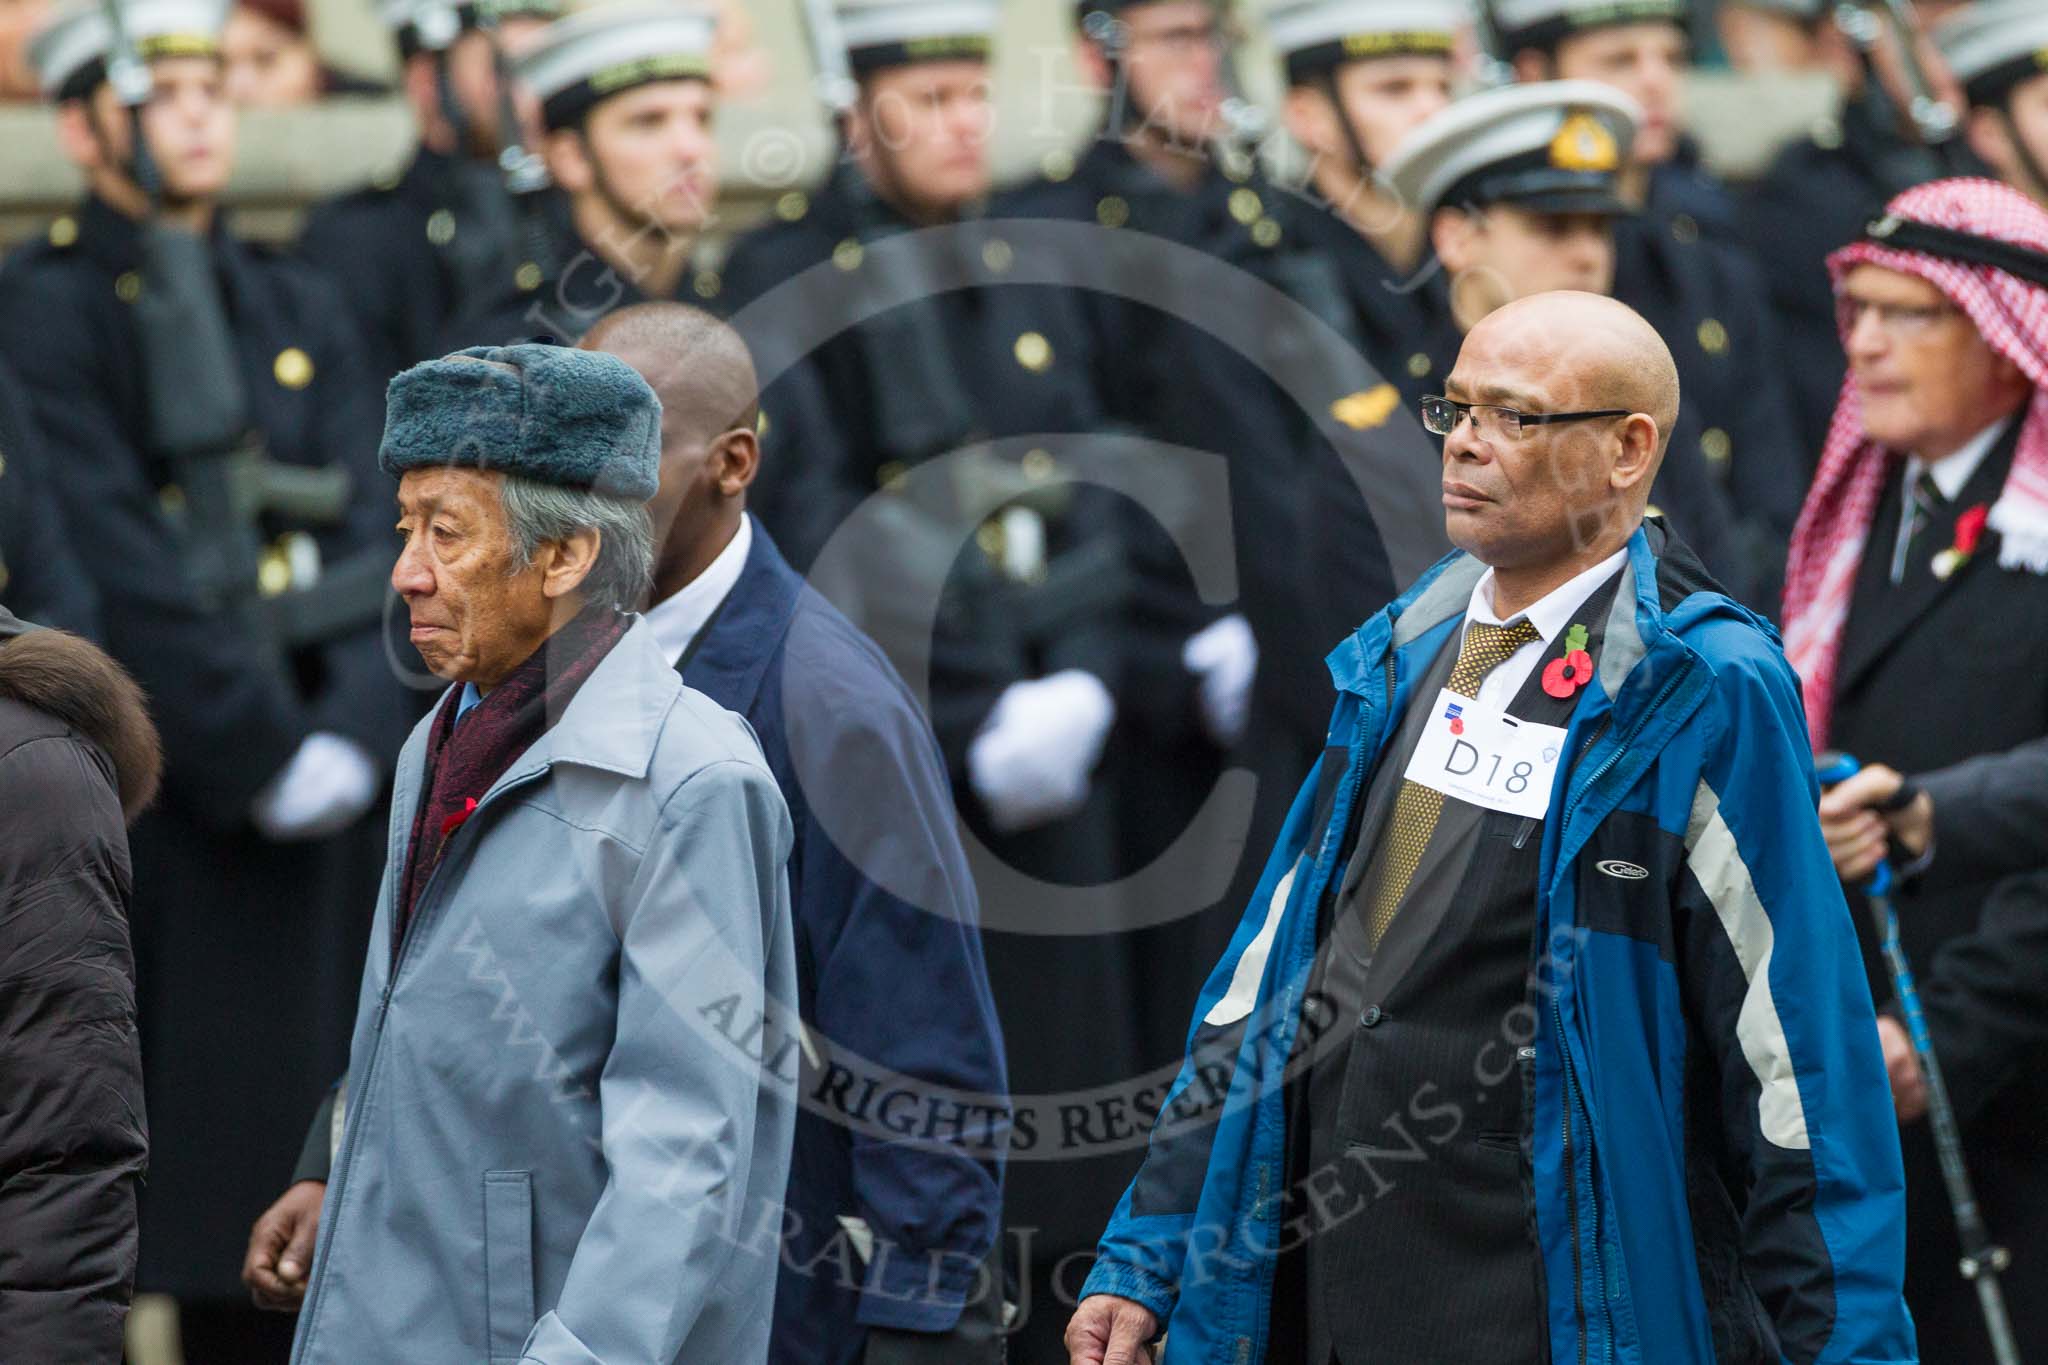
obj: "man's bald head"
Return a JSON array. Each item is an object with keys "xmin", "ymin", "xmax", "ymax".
[
  {"xmin": 582, "ymin": 303, "xmax": 760, "ymax": 449},
  {"xmin": 1442, "ymin": 291, "xmax": 1678, "ymax": 595},
  {"xmin": 581, "ymin": 303, "xmax": 761, "ymax": 600},
  {"xmin": 1476, "ymin": 291, "xmax": 1681, "ymax": 466}
]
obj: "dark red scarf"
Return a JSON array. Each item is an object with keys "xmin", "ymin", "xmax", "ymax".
[{"xmin": 394, "ymin": 607, "xmax": 631, "ymax": 957}]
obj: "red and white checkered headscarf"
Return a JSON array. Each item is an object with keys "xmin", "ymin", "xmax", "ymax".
[{"xmin": 1781, "ymin": 177, "xmax": 2048, "ymax": 750}]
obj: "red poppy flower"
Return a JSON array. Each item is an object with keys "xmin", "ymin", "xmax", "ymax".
[
  {"xmin": 441, "ymin": 796, "xmax": 479, "ymax": 838},
  {"xmin": 1543, "ymin": 649, "xmax": 1595, "ymax": 699},
  {"xmin": 1954, "ymin": 504, "xmax": 1989, "ymax": 557}
]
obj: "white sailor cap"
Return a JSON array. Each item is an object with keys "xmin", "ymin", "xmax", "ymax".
[
  {"xmin": 836, "ymin": 0, "xmax": 1000, "ymax": 76},
  {"xmin": 517, "ymin": 3, "xmax": 718, "ymax": 131},
  {"xmin": 1264, "ymin": 0, "xmax": 1465, "ymax": 85},
  {"xmin": 30, "ymin": 0, "xmax": 226, "ymax": 100},
  {"xmin": 1936, "ymin": 0, "xmax": 2048, "ymax": 109},
  {"xmin": 1489, "ymin": 0, "xmax": 1689, "ymax": 54},
  {"xmin": 379, "ymin": 0, "xmax": 563, "ymax": 57},
  {"xmin": 1380, "ymin": 79, "xmax": 1640, "ymax": 217}
]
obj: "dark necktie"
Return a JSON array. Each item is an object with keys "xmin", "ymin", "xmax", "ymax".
[{"xmin": 1891, "ymin": 468, "xmax": 1948, "ymax": 585}]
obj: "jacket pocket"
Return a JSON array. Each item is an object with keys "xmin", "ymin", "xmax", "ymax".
[{"xmin": 483, "ymin": 1170, "xmax": 536, "ymax": 1365}]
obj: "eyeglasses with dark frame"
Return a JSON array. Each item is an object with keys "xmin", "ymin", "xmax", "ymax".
[{"xmin": 1420, "ymin": 395, "xmax": 1633, "ymax": 441}]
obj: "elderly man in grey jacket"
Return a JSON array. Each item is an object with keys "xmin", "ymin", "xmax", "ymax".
[{"xmin": 287, "ymin": 344, "xmax": 797, "ymax": 1365}]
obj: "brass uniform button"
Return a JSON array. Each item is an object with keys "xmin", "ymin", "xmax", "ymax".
[
  {"xmin": 1041, "ymin": 148, "xmax": 1075, "ymax": 183},
  {"xmin": 693, "ymin": 269, "xmax": 723, "ymax": 300},
  {"xmin": 1021, "ymin": 448, "xmax": 1056, "ymax": 481},
  {"xmin": 258, "ymin": 544, "xmax": 294, "ymax": 598},
  {"xmin": 976, "ymin": 519, "xmax": 1005, "ymax": 559},
  {"xmin": 515, "ymin": 261, "xmax": 543, "ymax": 291},
  {"xmin": 1670, "ymin": 213, "xmax": 1699, "ymax": 246},
  {"xmin": 1701, "ymin": 427, "xmax": 1732, "ymax": 467},
  {"xmin": 982, "ymin": 238, "xmax": 1015, "ymax": 274},
  {"xmin": 1406, "ymin": 352, "xmax": 1433, "ymax": 379},
  {"xmin": 47, "ymin": 215, "xmax": 78, "ymax": 248},
  {"xmin": 1096, "ymin": 195, "xmax": 1130, "ymax": 229},
  {"xmin": 159, "ymin": 484, "xmax": 186, "ymax": 515},
  {"xmin": 1014, "ymin": 331, "xmax": 1053, "ymax": 373},
  {"xmin": 776, "ymin": 191, "xmax": 810, "ymax": 222},
  {"xmin": 273, "ymin": 346, "xmax": 315, "ymax": 390},
  {"xmin": 1697, "ymin": 318, "xmax": 1729, "ymax": 356},
  {"xmin": 1251, "ymin": 217, "xmax": 1282, "ymax": 249},
  {"xmin": 0, "ymin": 452, "xmax": 7, "ymax": 479},
  {"xmin": 1229, "ymin": 188, "xmax": 1263, "ymax": 225},
  {"xmin": 115, "ymin": 271, "xmax": 142, "ymax": 303},
  {"xmin": 426, "ymin": 209, "xmax": 456, "ymax": 246},
  {"xmin": 833, "ymin": 239, "xmax": 865, "ymax": 272}
]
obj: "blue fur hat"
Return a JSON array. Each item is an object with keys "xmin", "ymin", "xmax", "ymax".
[{"xmin": 378, "ymin": 344, "xmax": 662, "ymax": 501}]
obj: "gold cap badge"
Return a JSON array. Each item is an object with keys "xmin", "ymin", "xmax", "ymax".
[{"xmin": 1549, "ymin": 111, "xmax": 1619, "ymax": 173}]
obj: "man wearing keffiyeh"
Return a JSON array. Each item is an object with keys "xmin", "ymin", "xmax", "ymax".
[{"xmin": 1785, "ymin": 176, "xmax": 2048, "ymax": 1359}]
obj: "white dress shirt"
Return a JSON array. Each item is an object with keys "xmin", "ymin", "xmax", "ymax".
[
  {"xmin": 1889, "ymin": 419, "xmax": 2006, "ymax": 583},
  {"xmin": 1461, "ymin": 545, "xmax": 1631, "ymax": 712},
  {"xmin": 646, "ymin": 514, "xmax": 754, "ymax": 668}
]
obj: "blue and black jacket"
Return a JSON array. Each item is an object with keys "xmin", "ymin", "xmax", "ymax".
[{"xmin": 1080, "ymin": 522, "xmax": 1916, "ymax": 1364}]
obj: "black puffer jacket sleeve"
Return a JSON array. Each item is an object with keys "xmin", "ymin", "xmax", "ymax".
[{"xmin": 0, "ymin": 707, "xmax": 148, "ymax": 1361}]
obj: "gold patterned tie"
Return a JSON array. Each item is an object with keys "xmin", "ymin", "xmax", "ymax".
[{"xmin": 1365, "ymin": 618, "xmax": 1544, "ymax": 948}]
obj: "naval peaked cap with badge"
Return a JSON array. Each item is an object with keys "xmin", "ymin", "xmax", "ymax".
[{"xmin": 1379, "ymin": 79, "xmax": 1642, "ymax": 218}]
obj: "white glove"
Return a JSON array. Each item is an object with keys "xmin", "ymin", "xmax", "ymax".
[
  {"xmin": 1182, "ymin": 613, "xmax": 1258, "ymax": 748},
  {"xmin": 968, "ymin": 670, "xmax": 1116, "ymax": 833},
  {"xmin": 251, "ymin": 732, "xmax": 381, "ymax": 842}
]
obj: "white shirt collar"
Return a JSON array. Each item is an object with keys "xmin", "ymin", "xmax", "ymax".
[
  {"xmin": 1466, "ymin": 544, "xmax": 1631, "ymax": 644},
  {"xmin": 646, "ymin": 515, "xmax": 753, "ymax": 668},
  {"xmin": 1907, "ymin": 419, "xmax": 2008, "ymax": 504}
]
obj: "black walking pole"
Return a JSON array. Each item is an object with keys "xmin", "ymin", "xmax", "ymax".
[{"xmin": 1817, "ymin": 752, "xmax": 2024, "ymax": 1365}]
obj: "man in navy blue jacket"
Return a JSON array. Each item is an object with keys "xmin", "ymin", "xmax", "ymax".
[{"xmin": 587, "ymin": 304, "xmax": 1009, "ymax": 1365}]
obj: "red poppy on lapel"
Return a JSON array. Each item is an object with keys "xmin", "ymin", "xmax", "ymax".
[
  {"xmin": 1543, "ymin": 624, "xmax": 1595, "ymax": 699},
  {"xmin": 441, "ymin": 797, "xmax": 479, "ymax": 838},
  {"xmin": 1933, "ymin": 503, "xmax": 1991, "ymax": 581}
]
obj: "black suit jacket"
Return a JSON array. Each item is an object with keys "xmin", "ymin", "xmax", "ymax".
[
  {"xmin": 1825, "ymin": 414, "xmax": 2048, "ymax": 1356},
  {"xmin": 1918, "ymin": 736, "xmax": 2048, "ymax": 881}
]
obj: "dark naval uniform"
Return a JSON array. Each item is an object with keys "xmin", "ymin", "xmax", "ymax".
[
  {"xmin": 298, "ymin": 146, "xmax": 566, "ymax": 385},
  {"xmin": 1612, "ymin": 154, "xmax": 1807, "ymax": 610},
  {"xmin": 1003, "ymin": 136, "xmax": 1413, "ymax": 904},
  {"xmin": 0, "ymin": 356, "xmax": 99, "ymax": 637},
  {"xmin": 0, "ymin": 197, "xmax": 415, "ymax": 1303},
  {"xmin": 434, "ymin": 204, "xmax": 730, "ymax": 353},
  {"xmin": 437, "ymin": 214, "xmax": 850, "ymax": 573},
  {"xmin": 1282, "ymin": 194, "xmax": 1447, "ymax": 410},
  {"xmin": 1744, "ymin": 100, "xmax": 1967, "ymax": 465},
  {"xmin": 722, "ymin": 158, "xmax": 1188, "ymax": 1358}
]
